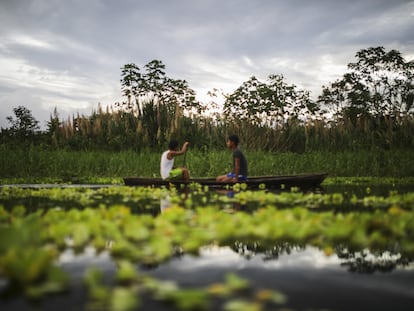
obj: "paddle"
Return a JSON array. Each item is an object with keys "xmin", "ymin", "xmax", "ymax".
[
  {"xmin": 182, "ymin": 141, "xmax": 189, "ymax": 168},
  {"xmin": 183, "ymin": 151, "xmax": 187, "ymax": 168},
  {"xmin": 181, "ymin": 142, "xmax": 189, "ymax": 182}
]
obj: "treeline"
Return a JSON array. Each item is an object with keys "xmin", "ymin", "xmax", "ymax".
[{"xmin": 1, "ymin": 47, "xmax": 413, "ymax": 152}]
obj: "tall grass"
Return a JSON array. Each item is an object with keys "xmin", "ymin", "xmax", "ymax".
[
  {"xmin": 3, "ymin": 106, "xmax": 411, "ymax": 153},
  {"xmin": 1, "ymin": 146, "xmax": 413, "ymax": 183}
]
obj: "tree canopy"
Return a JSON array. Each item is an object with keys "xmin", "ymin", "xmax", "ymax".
[
  {"xmin": 223, "ymin": 74, "xmax": 317, "ymax": 126},
  {"xmin": 5, "ymin": 106, "xmax": 40, "ymax": 138},
  {"xmin": 1, "ymin": 46, "xmax": 413, "ymax": 151},
  {"xmin": 318, "ymin": 46, "xmax": 414, "ymax": 121}
]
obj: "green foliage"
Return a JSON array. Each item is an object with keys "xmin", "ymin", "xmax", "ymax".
[
  {"xmin": 1, "ymin": 47, "xmax": 413, "ymax": 152},
  {"xmin": 224, "ymin": 74, "xmax": 316, "ymax": 126},
  {"xmin": 116, "ymin": 60, "xmax": 200, "ymax": 147},
  {"xmin": 0, "ymin": 187, "xmax": 414, "ymax": 310},
  {"xmin": 1, "ymin": 106, "xmax": 42, "ymax": 146},
  {"xmin": 0, "ymin": 147, "xmax": 413, "ymax": 182},
  {"xmin": 0, "ymin": 184, "xmax": 414, "ymax": 309},
  {"xmin": 318, "ymin": 46, "xmax": 414, "ymax": 120},
  {"xmin": 5, "ymin": 106, "xmax": 40, "ymax": 136}
]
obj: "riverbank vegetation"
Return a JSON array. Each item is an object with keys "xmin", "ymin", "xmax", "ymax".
[
  {"xmin": 1, "ymin": 46, "xmax": 413, "ymax": 311},
  {"xmin": 1, "ymin": 147, "xmax": 413, "ymax": 183},
  {"xmin": 1, "ymin": 47, "xmax": 413, "ymax": 151},
  {"xmin": 1, "ymin": 47, "xmax": 413, "ymax": 182}
]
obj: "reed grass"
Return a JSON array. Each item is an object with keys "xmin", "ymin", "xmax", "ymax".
[
  {"xmin": 1, "ymin": 146, "xmax": 413, "ymax": 183},
  {"xmin": 4, "ymin": 105, "xmax": 411, "ymax": 153}
]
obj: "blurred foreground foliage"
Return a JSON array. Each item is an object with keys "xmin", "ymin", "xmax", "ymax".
[{"xmin": 0, "ymin": 184, "xmax": 414, "ymax": 310}]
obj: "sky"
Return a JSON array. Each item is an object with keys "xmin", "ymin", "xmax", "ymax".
[{"xmin": 0, "ymin": 0, "xmax": 413, "ymax": 129}]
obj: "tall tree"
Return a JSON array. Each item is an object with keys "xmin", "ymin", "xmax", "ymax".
[
  {"xmin": 318, "ymin": 46, "xmax": 414, "ymax": 120},
  {"xmin": 120, "ymin": 60, "xmax": 199, "ymax": 113},
  {"xmin": 5, "ymin": 106, "xmax": 40, "ymax": 138},
  {"xmin": 120, "ymin": 63, "xmax": 141, "ymax": 112},
  {"xmin": 223, "ymin": 75, "xmax": 316, "ymax": 126},
  {"xmin": 119, "ymin": 60, "xmax": 200, "ymax": 145}
]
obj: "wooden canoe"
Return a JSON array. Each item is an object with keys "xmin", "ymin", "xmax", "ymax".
[{"xmin": 123, "ymin": 173, "xmax": 328, "ymax": 190}]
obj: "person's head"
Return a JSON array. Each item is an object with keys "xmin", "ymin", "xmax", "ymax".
[
  {"xmin": 168, "ymin": 140, "xmax": 179, "ymax": 150},
  {"xmin": 227, "ymin": 135, "xmax": 239, "ymax": 147}
]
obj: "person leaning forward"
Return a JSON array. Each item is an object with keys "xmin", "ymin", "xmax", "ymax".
[
  {"xmin": 160, "ymin": 140, "xmax": 190, "ymax": 181},
  {"xmin": 216, "ymin": 135, "xmax": 248, "ymax": 183}
]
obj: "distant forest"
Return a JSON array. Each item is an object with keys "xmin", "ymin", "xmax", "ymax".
[{"xmin": 1, "ymin": 46, "xmax": 413, "ymax": 152}]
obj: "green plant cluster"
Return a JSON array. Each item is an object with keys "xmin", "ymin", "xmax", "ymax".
[
  {"xmin": 2, "ymin": 47, "xmax": 414, "ymax": 152},
  {"xmin": 84, "ymin": 264, "xmax": 286, "ymax": 311},
  {"xmin": 1, "ymin": 184, "xmax": 414, "ymax": 310},
  {"xmin": 1, "ymin": 147, "xmax": 414, "ymax": 181},
  {"xmin": 1, "ymin": 184, "xmax": 413, "ymax": 213}
]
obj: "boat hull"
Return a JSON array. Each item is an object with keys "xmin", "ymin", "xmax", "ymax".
[{"xmin": 123, "ymin": 173, "xmax": 328, "ymax": 190}]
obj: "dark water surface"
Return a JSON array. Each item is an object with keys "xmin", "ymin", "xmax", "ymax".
[
  {"xmin": 1, "ymin": 246, "xmax": 413, "ymax": 311},
  {"xmin": 1, "ymin": 182, "xmax": 414, "ymax": 310}
]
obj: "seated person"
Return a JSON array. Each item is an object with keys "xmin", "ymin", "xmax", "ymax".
[
  {"xmin": 216, "ymin": 135, "xmax": 248, "ymax": 183},
  {"xmin": 160, "ymin": 140, "xmax": 189, "ymax": 180}
]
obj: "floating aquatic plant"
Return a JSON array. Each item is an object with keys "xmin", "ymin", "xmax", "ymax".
[{"xmin": 1, "ymin": 183, "xmax": 414, "ymax": 309}]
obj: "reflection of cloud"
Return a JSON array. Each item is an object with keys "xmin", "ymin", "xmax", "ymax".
[
  {"xmin": 58, "ymin": 247, "xmax": 116, "ymax": 278},
  {"xmin": 171, "ymin": 246, "xmax": 414, "ymax": 276},
  {"xmin": 175, "ymin": 246, "xmax": 249, "ymax": 270},
  {"xmin": 171, "ymin": 246, "xmax": 343, "ymax": 271},
  {"xmin": 266, "ymin": 246, "xmax": 342, "ymax": 270}
]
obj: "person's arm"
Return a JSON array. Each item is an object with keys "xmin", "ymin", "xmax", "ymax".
[
  {"xmin": 167, "ymin": 142, "xmax": 189, "ymax": 160},
  {"xmin": 233, "ymin": 156, "xmax": 240, "ymax": 181}
]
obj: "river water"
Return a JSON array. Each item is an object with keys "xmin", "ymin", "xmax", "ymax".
[
  {"xmin": 1, "ymin": 245, "xmax": 413, "ymax": 310},
  {"xmin": 1, "ymin": 182, "xmax": 413, "ymax": 310}
]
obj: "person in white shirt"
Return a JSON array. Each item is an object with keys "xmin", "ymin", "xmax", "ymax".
[{"xmin": 160, "ymin": 140, "xmax": 190, "ymax": 180}]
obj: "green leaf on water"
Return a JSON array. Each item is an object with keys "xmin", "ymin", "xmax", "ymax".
[
  {"xmin": 116, "ymin": 260, "xmax": 138, "ymax": 284},
  {"xmin": 223, "ymin": 299, "xmax": 262, "ymax": 311},
  {"xmin": 110, "ymin": 287, "xmax": 140, "ymax": 311},
  {"xmin": 225, "ymin": 273, "xmax": 250, "ymax": 292},
  {"xmin": 169, "ymin": 288, "xmax": 209, "ymax": 311}
]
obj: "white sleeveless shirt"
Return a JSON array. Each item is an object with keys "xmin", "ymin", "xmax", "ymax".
[{"xmin": 160, "ymin": 150, "xmax": 174, "ymax": 179}]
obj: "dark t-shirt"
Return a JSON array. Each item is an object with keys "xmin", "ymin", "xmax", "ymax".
[{"xmin": 233, "ymin": 148, "xmax": 248, "ymax": 176}]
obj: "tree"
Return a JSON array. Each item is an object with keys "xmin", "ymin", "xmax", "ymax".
[
  {"xmin": 46, "ymin": 107, "xmax": 62, "ymax": 146},
  {"xmin": 120, "ymin": 60, "xmax": 200, "ymax": 113},
  {"xmin": 223, "ymin": 75, "xmax": 316, "ymax": 126},
  {"xmin": 5, "ymin": 106, "xmax": 40, "ymax": 138},
  {"xmin": 318, "ymin": 46, "xmax": 414, "ymax": 120},
  {"xmin": 120, "ymin": 63, "xmax": 141, "ymax": 112},
  {"xmin": 119, "ymin": 60, "xmax": 200, "ymax": 146}
]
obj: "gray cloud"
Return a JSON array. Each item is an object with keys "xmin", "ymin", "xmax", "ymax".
[{"xmin": 1, "ymin": 0, "xmax": 413, "ymax": 129}]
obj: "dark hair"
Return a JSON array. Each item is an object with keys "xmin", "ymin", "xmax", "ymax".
[
  {"xmin": 168, "ymin": 140, "xmax": 179, "ymax": 150},
  {"xmin": 228, "ymin": 135, "xmax": 239, "ymax": 146}
]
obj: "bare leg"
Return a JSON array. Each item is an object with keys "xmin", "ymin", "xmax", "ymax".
[{"xmin": 216, "ymin": 174, "xmax": 233, "ymax": 182}]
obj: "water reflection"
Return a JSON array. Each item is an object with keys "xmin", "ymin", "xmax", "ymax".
[
  {"xmin": 160, "ymin": 195, "xmax": 171, "ymax": 213},
  {"xmin": 4, "ymin": 244, "xmax": 413, "ymax": 311},
  {"xmin": 229, "ymin": 241, "xmax": 414, "ymax": 274},
  {"xmin": 55, "ymin": 244, "xmax": 414, "ymax": 276},
  {"xmin": 324, "ymin": 183, "xmax": 414, "ymax": 197},
  {"xmin": 150, "ymin": 245, "xmax": 414, "ymax": 310},
  {"xmin": 336, "ymin": 247, "xmax": 414, "ymax": 273}
]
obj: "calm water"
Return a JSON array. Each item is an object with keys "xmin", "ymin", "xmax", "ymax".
[
  {"xmin": 1, "ymin": 183, "xmax": 414, "ymax": 310},
  {"xmin": 1, "ymin": 245, "xmax": 413, "ymax": 310}
]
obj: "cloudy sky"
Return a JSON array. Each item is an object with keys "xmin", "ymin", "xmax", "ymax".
[{"xmin": 1, "ymin": 0, "xmax": 413, "ymax": 129}]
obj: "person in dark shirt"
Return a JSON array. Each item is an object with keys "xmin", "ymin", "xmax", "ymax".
[{"xmin": 216, "ymin": 135, "xmax": 248, "ymax": 183}]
